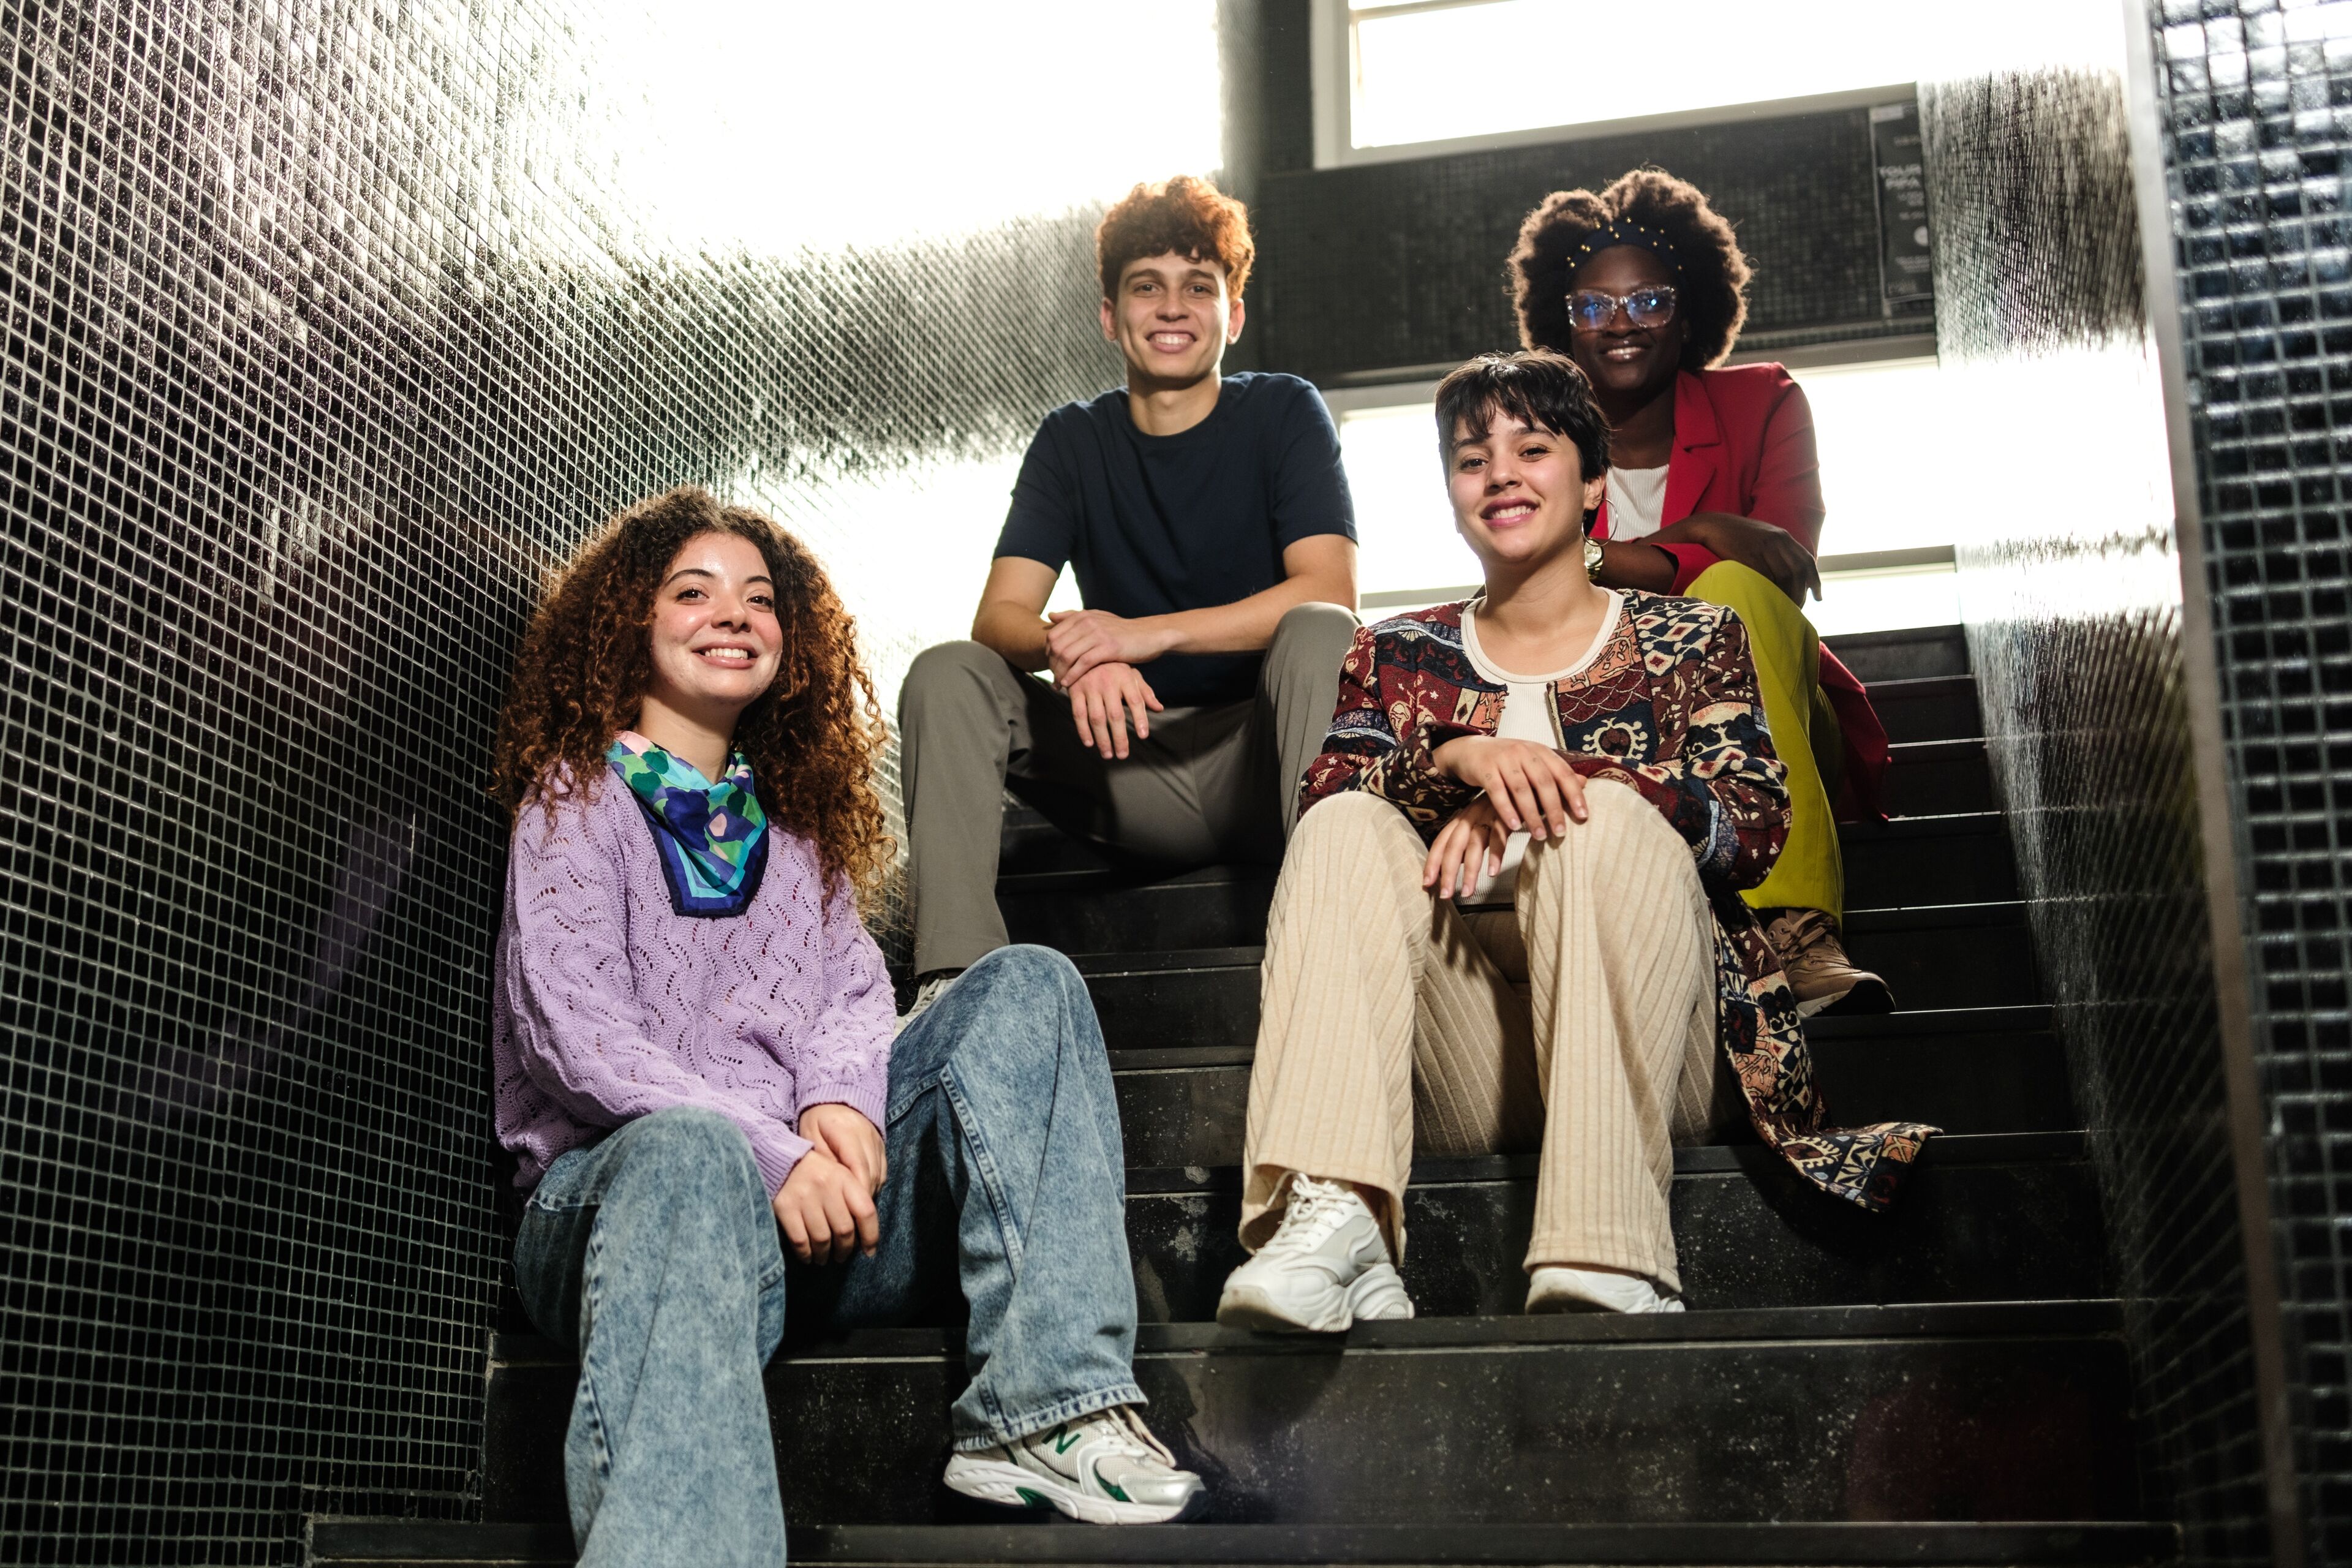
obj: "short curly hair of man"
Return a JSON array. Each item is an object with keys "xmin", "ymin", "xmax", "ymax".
[
  {"xmin": 490, "ymin": 486, "xmax": 894, "ymax": 910},
  {"xmin": 1096, "ymin": 175, "xmax": 1256, "ymax": 300},
  {"xmin": 1509, "ymin": 168, "xmax": 1753, "ymax": 371}
]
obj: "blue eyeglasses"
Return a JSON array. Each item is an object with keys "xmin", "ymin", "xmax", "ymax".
[{"xmin": 1567, "ymin": 285, "xmax": 1679, "ymax": 332}]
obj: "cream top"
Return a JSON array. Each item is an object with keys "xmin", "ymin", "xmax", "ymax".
[
  {"xmin": 1453, "ymin": 592, "xmax": 1624, "ymax": 907},
  {"xmin": 1604, "ymin": 464, "xmax": 1671, "ymax": 541}
]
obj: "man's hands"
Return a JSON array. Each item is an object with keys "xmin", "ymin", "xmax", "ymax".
[
  {"xmin": 774, "ymin": 1104, "xmax": 886, "ymax": 1265},
  {"xmin": 1062, "ymin": 662, "xmax": 1164, "ymax": 759},
  {"xmin": 1424, "ymin": 796, "xmax": 1510, "ymax": 900},
  {"xmin": 1651, "ymin": 513, "xmax": 1821, "ymax": 605},
  {"xmin": 1432, "ymin": 736, "xmax": 1590, "ymax": 840},
  {"xmin": 1046, "ymin": 608, "xmax": 1172, "ymax": 688},
  {"xmin": 1044, "ymin": 609, "xmax": 1169, "ymax": 760}
]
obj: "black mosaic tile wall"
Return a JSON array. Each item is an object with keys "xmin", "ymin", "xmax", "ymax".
[
  {"xmin": 2151, "ymin": 1, "xmax": 2352, "ymax": 1559},
  {"xmin": 0, "ymin": 2, "xmax": 1148, "ymax": 1559},
  {"xmin": 1237, "ymin": 0, "xmax": 1929, "ymax": 384},
  {"xmin": 1923, "ymin": 50, "xmax": 2274, "ymax": 1568}
]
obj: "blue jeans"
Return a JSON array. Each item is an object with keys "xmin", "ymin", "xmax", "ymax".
[{"xmin": 511, "ymin": 944, "xmax": 1144, "ymax": 1568}]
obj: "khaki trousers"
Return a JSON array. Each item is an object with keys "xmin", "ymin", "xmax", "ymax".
[
  {"xmin": 1240, "ymin": 783, "xmax": 1725, "ymax": 1292},
  {"xmin": 899, "ymin": 601, "xmax": 1359, "ymax": 978}
]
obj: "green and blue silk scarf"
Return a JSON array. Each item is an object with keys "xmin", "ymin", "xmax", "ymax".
[{"xmin": 607, "ymin": 731, "xmax": 769, "ymax": 918}]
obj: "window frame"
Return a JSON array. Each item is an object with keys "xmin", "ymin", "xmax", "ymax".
[{"xmin": 1310, "ymin": 0, "xmax": 1915, "ymax": 169}]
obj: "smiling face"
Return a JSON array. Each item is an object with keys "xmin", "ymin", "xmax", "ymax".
[
  {"xmin": 1100, "ymin": 251, "xmax": 1243, "ymax": 388},
  {"xmin": 641, "ymin": 531, "xmax": 783, "ymax": 732},
  {"xmin": 1447, "ymin": 409, "xmax": 1610, "ymax": 575},
  {"xmin": 1563, "ymin": 244, "xmax": 1689, "ymax": 405}
]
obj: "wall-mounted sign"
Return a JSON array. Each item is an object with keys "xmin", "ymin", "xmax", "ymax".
[{"xmin": 1871, "ymin": 101, "xmax": 1934, "ymax": 309}]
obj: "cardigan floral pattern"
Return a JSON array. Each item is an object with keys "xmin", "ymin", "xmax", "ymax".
[{"xmin": 1300, "ymin": 592, "xmax": 1937, "ymax": 1211}]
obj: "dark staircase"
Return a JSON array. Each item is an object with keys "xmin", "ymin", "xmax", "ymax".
[{"xmin": 311, "ymin": 625, "xmax": 2179, "ymax": 1566}]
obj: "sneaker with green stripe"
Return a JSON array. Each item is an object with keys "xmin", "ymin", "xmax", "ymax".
[{"xmin": 941, "ymin": 1404, "xmax": 1204, "ymax": 1524}]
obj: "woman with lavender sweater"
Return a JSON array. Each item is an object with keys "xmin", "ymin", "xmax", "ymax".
[{"xmin": 489, "ymin": 487, "xmax": 1202, "ymax": 1567}]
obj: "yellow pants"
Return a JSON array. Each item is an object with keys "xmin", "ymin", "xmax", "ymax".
[{"xmin": 1686, "ymin": 562, "xmax": 1844, "ymax": 921}]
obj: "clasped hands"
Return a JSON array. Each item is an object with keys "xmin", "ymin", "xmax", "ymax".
[
  {"xmin": 774, "ymin": 1102, "xmax": 888, "ymax": 1265},
  {"xmin": 1044, "ymin": 608, "xmax": 1170, "ymax": 761},
  {"xmin": 1422, "ymin": 736, "xmax": 1593, "ymax": 900}
]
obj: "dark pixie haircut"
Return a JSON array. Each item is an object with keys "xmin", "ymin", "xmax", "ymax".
[
  {"xmin": 1509, "ymin": 167, "xmax": 1752, "ymax": 370},
  {"xmin": 1096, "ymin": 175, "xmax": 1256, "ymax": 300},
  {"xmin": 1435, "ymin": 351, "xmax": 1613, "ymax": 497}
]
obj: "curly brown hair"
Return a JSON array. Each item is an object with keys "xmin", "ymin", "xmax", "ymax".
[
  {"xmin": 1096, "ymin": 175, "xmax": 1256, "ymax": 300},
  {"xmin": 1509, "ymin": 168, "xmax": 1753, "ymax": 370},
  {"xmin": 490, "ymin": 486, "xmax": 893, "ymax": 907}
]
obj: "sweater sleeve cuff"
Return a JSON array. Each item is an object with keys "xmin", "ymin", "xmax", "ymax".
[
  {"xmin": 1658, "ymin": 542, "xmax": 1722, "ymax": 594},
  {"xmin": 747, "ymin": 1123, "xmax": 816, "ymax": 1200},
  {"xmin": 794, "ymin": 1077, "xmax": 892, "ymax": 1138}
]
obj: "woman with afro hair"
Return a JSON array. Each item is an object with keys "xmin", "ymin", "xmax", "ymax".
[
  {"xmin": 1508, "ymin": 167, "xmax": 1893, "ymax": 1017},
  {"xmin": 489, "ymin": 487, "xmax": 1202, "ymax": 1561}
]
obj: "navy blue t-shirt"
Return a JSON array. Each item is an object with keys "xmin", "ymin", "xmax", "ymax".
[{"xmin": 993, "ymin": 372, "xmax": 1357, "ymax": 707}]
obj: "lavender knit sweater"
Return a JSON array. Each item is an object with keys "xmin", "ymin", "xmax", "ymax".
[{"xmin": 492, "ymin": 769, "xmax": 895, "ymax": 1197}]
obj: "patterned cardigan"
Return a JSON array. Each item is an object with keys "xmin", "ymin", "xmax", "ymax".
[{"xmin": 1299, "ymin": 592, "xmax": 1936, "ymax": 1212}]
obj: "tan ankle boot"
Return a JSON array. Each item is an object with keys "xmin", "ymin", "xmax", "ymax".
[{"xmin": 1760, "ymin": 907, "xmax": 1895, "ymax": 1018}]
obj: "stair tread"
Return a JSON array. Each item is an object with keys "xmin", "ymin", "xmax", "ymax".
[
  {"xmin": 1120, "ymin": 1131, "xmax": 2084, "ymax": 1193},
  {"xmin": 492, "ymin": 1298, "xmax": 2126, "ymax": 1370},
  {"xmin": 1062, "ymin": 903, "xmax": 2026, "ymax": 970},
  {"xmin": 1001, "ymin": 819, "xmax": 2012, "ymax": 898},
  {"xmin": 1104, "ymin": 1004, "xmax": 2056, "ymax": 1068},
  {"xmin": 796, "ymin": 1520, "xmax": 2176, "ymax": 1566},
  {"xmin": 307, "ymin": 1517, "xmax": 2179, "ymax": 1566}
]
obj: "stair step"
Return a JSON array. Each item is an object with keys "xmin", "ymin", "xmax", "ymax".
[
  {"xmin": 307, "ymin": 1517, "xmax": 2180, "ymax": 1566},
  {"xmin": 1844, "ymin": 812, "xmax": 2019, "ymax": 908},
  {"xmin": 998, "ymin": 864, "xmax": 1277, "ymax": 956},
  {"xmin": 1867, "ymin": 674, "xmax": 1985, "ymax": 745},
  {"xmin": 482, "ymin": 1301, "xmax": 2139, "ymax": 1528},
  {"xmin": 797, "ymin": 1520, "xmax": 2179, "ymax": 1566},
  {"xmin": 1123, "ymin": 1133, "xmax": 2103, "ymax": 1322},
  {"xmin": 1070, "ymin": 902, "xmax": 2038, "ymax": 1053},
  {"xmin": 1109, "ymin": 1005, "xmax": 2073, "ymax": 1165},
  {"xmin": 1006, "ymin": 860, "xmax": 2040, "ymax": 997},
  {"xmin": 1821, "ymin": 624, "xmax": 1969, "ymax": 684},
  {"xmin": 1885, "ymin": 738, "xmax": 1996, "ymax": 818}
]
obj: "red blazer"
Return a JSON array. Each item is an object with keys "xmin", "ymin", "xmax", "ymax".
[{"xmin": 1593, "ymin": 365, "xmax": 1890, "ymax": 821}]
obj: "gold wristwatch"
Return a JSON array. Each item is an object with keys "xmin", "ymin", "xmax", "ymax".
[{"xmin": 1583, "ymin": 535, "xmax": 1605, "ymax": 581}]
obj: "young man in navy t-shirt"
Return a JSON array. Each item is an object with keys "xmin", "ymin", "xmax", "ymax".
[{"xmin": 898, "ymin": 176, "xmax": 1360, "ymax": 1012}]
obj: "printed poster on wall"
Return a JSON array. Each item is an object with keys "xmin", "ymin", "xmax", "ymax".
[{"xmin": 1871, "ymin": 101, "xmax": 1934, "ymax": 309}]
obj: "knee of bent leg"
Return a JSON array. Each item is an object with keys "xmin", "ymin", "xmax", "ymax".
[
  {"xmin": 1273, "ymin": 600, "xmax": 1359, "ymax": 660},
  {"xmin": 939, "ymin": 944, "xmax": 1092, "ymax": 1069},
  {"xmin": 902, "ymin": 639, "xmax": 1003, "ymax": 714},
  {"xmin": 1578, "ymin": 776, "xmax": 1649, "ymax": 824},
  {"xmin": 1687, "ymin": 562, "xmax": 1812, "ymax": 644},
  {"xmin": 960, "ymin": 941, "xmax": 1087, "ymax": 1013},
  {"xmin": 1292, "ymin": 789, "xmax": 1404, "ymax": 860},
  {"xmin": 616, "ymin": 1107, "xmax": 764, "ymax": 1207},
  {"xmin": 1686, "ymin": 559, "xmax": 1779, "ymax": 611},
  {"xmin": 1534, "ymin": 777, "xmax": 1681, "ymax": 870}
]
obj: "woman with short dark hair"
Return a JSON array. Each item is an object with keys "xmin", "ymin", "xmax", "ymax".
[
  {"xmin": 1509, "ymin": 169, "xmax": 1894, "ymax": 1016},
  {"xmin": 1214, "ymin": 354, "xmax": 1931, "ymax": 1331},
  {"xmin": 490, "ymin": 486, "xmax": 1201, "ymax": 1563}
]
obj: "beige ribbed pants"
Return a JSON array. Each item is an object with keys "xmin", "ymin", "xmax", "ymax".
[{"xmin": 1240, "ymin": 783, "xmax": 1724, "ymax": 1292}]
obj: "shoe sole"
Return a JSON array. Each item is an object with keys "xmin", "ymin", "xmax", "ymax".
[
  {"xmin": 1216, "ymin": 1262, "xmax": 1413, "ymax": 1333},
  {"xmin": 1801, "ymin": 976, "xmax": 1896, "ymax": 1019},
  {"xmin": 1525, "ymin": 1287, "xmax": 1687, "ymax": 1314},
  {"xmin": 942, "ymin": 1457, "xmax": 1203, "ymax": 1525}
]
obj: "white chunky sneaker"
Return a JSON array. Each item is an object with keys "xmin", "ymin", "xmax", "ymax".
[
  {"xmin": 894, "ymin": 971, "xmax": 957, "ymax": 1036},
  {"xmin": 1525, "ymin": 1264, "xmax": 1686, "ymax": 1314},
  {"xmin": 1215, "ymin": 1174, "xmax": 1415, "ymax": 1333},
  {"xmin": 941, "ymin": 1404, "xmax": 1205, "ymax": 1524}
]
